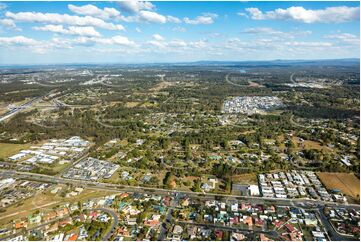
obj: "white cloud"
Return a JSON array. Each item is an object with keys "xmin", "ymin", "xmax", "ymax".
[
  {"xmin": 243, "ymin": 27, "xmax": 312, "ymax": 39},
  {"xmin": 243, "ymin": 27, "xmax": 283, "ymax": 34},
  {"xmin": 138, "ymin": 11, "xmax": 167, "ymax": 23},
  {"xmin": 152, "ymin": 34, "xmax": 164, "ymax": 41},
  {"xmin": 285, "ymin": 41, "xmax": 333, "ymax": 47},
  {"xmin": 189, "ymin": 40, "xmax": 207, "ymax": 48},
  {"xmin": 244, "ymin": 6, "xmax": 360, "ymax": 23},
  {"xmin": 0, "ymin": 3, "xmax": 7, "ymax": 11},
  {"xmin": 6, "ymin": 11, "xmax": 125, "ymax": 30},
  {"xmin": 0, "ymin": 35, "xmax": 73, "ymax": 54},
  {"xmin": 0, "ymin": 35, "xmax": 39, "ymax": 45},
  {"xmin": 184, "ymin": 13, "xmax": 218, "ymax": 25},
  {"xmin": 0, "ymin": 19, "xmax": 17, "ymax": 29},
  {"xmin": 168, "ymin": 39, "xmax": 187, "ymax": 47},
  {"xmin": 33, "ymin": 25, "xmax": 101, "ymax": 37},
  {"xmin": 166, "ymin": 15, "xmax": 181, "ymax": 24},
  {"xmin": 75, "ymin": 35, "xmax": 136, "ymax": 47},
  {"xmin": 118, "ymin": 1, "xmax": 154, "ymax": 14},
  {"xmin": 147, "ymin": 40, "xmax": 166, "ymax": 48},
  {"xmin": 324, "ymin": 33, "xmax": 360, "ymax": 45},
  {"xmin": 115, "ymin": 2, "xmax": 180, "ymax": 24},
  {"xmin": 68, "ymin": 4, "xmax": 120, "ymax": 20},
  {"xmin": 120, "ymin": 11, "xmax": 180, "ymax": 24},
  {"xmin": 237, "ymin": 12, "xmax": 248, "ymax": 18}
]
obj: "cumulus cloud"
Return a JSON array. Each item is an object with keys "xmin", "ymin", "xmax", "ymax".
[
  {"xmin": 243, "ymin": 6, "xmax": 360, "ymax": 23},
  {"xmin": 68, "ymin": 4, "xmax": 120, "ymax": 20},
  {"xmin": 184, "ymin": 13, "xmax": 218, "ymax": 25},
  {"xmin": 147, "ymin": 40, "xmax": 166, "ymax": 48},
  {"xmin": 324, "ymin": 33, "xmax": 360, "ymax": 46},
  {"xmin": 5, "ymin": 11, "xmax": 125, "ymax": 30},
  {"xmin": 0, "ymin": 35, "xmax": 39, "ymax": 45},
  {"xmin": 189, "ymin": 40, "xmax": 207, "ymax": 48},
  {"xmin": 118, "ymin": 1, "xmax": 154, "ymax": 14},
  {"xmin": 285, "ymin": 41, "xmax": 332, "ymax": 47},
  {"xmin": 243, "ymin": 27, "xmax": 312, "ymax": 39},
  {"xmin": 152, "ymin": 34, "xmax": 164, "ymax": 41},
  {"xmin": 33, "ymin": 25, "xmax": 101, "ymax": 37},
  {"xmin": 75, "ymin": 35, "xmax": 136, "ymax": 46},
  {"xmin": 0, "ymin": 3, "xmax": 7, "ymax": 11},
  {"xmin": 168, "ymin": 39, "xmax": 187, "ymax": 47},
  {"xmin": 0, "ymin": 19, "xmax": 17, "ymax": 29},
  {"xmin": 145, "ymin": 37, "xmax": 209, "ymax": 51},
  {"xmin": 166, "ymin": 15, "xmax": 181, "ymax": 24},
  {"xmin": 138, "ymin": 10, "xmax": 167, "ymax": 23},
  {"xmin": 121, "ymin": 10, "xmax": 180, "ymax": 24},
  {"xmin": 0, "ymin": 35, "xmax": 74, "ymax": 54}
]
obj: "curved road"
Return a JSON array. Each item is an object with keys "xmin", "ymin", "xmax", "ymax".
[
  {"xmin": 225, "ymin": 73, "xmax": 244, "ymax": 87},
  {"xmin": 0, "ymin": 207, "xmax": 118, "ymax": 241},
  {"xmin": 86, "ymin": 208, "xmax": 119, "ymax": 240}
]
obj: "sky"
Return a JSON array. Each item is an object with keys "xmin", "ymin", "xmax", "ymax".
[{"xmin": 0, "ymin": 1, "xmax": 359, "ymax": 64}]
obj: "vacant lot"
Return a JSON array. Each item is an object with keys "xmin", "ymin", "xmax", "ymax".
[
  {"xmin": 231, "ymin": 173, "xmax": 258, "ymax": 185},
  {"xmin": 292, "ymin": 137, "xmax": 334, "ymax": 153},
  {"xmin": 317, "ymin": 172, "xmax": 360, "ymax": 199},
  {"xmin": 0, "ymin": 143, "xmax": 32, "ymax": 159}
]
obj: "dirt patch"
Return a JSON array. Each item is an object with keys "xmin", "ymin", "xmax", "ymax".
[
  {"xmin": 231, "ymin": 173, "xmax": 257, "ymax": 185},
  {"xmin": 150, "ymin": 81, "xmax": 174, "ymax": 92},
  {"xmin": 125, "ymin": 102, "xmax": 140, "ymax": 108},
  {"xmin": 248, "ymin": 81, "xmax": 264, "ymax": 87},
  {"xmin": 317, "ymin": 172, "xmax": 360, "ymax": 199}
]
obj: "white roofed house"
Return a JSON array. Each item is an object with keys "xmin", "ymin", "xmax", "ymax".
[
  {"xmin": 248, "ymin": 185, "xmax": 260, "ymax": 196},
  {"xmin": 9, "ymin": 153, "xmax": 26, "ymax": 161}
]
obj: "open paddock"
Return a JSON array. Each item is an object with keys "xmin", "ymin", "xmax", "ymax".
[{"xmin": 317, "ymin": 172, "xmax": 360, "ymax": 199}]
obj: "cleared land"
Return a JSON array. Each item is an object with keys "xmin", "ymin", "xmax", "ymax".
[
  {"xmin": 0, "ymin": 187, "xmax": 116, "ymax": 225},
  {"xmin": 317, "ymin": 172, "xmax": 360, "ymax": 199},
  {"xmin": 150, "ymin": 81, "xmax": 174, "ymax": 92},
  {"xmin": 292, "ymin": 137, "xmax": 334, "ymax": 152},
  {"xmin": 0, "ymin": 143, "xmax": 32, "ymax": 159},
  {"xmin": 231, "ymin": 173, "xmax": 258, "ymax": 185}
]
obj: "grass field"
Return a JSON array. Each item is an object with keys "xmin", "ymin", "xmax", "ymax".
[
  {"xmin": 317, "ymin": 172, "xmax": 360, "ymax": 199},
  {"xmin": 292, "ymin": 137, "xmax": 333, "ymax": 152},
  {"xmin": 0, "ymin": 143, "xmax": 32, "ymax": 159}
]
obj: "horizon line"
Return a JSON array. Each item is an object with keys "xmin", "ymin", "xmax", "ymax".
[{"xmin": 0, "ymin": 58, "xmax": 359, "ymax": 67}]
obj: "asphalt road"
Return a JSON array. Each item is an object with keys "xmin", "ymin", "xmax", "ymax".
[
  {"xmin": 158, "ymin": 193, "xmax": 180, "ymax": 240},
  {"xmin": 2, "ymin": 169, "xmax": 358, "ymax": 210},
  {"xmin": 177, "ymin": 220, "xmax": 279, "ymax": 239},
  {"xmin": 86, "ymin": 208, "xmax": 119, "ymax": 241},
  {"xmin": 316, "ymin": 207, "xmax": 358, "ymax": 241}
]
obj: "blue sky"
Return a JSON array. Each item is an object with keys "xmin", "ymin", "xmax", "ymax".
[{"xmin": 0, "ymin": 1, "xmax": 359, "ymax": 64}]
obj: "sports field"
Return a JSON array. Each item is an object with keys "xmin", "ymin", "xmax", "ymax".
[{"xmin": 317, "ymin": 172, "xmax": 360, "ymax": 199}]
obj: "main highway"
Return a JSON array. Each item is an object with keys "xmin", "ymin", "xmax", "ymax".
[
  {"xmin": 0, "ymin": 169, "xmax": 359, "ymax": 241},
  {"xmin": 0, "ymin": 97, "xmax": 42, "ymax": 122},
  {"xmin": 1, "ymin": 169, "xmax": 359, "ymax": 210}
]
